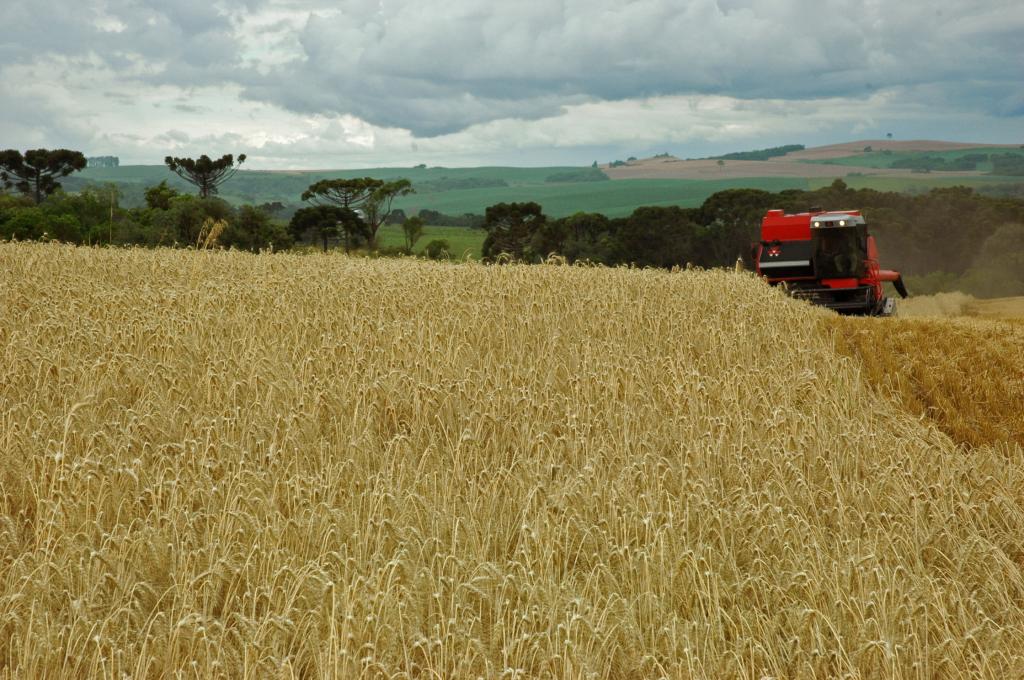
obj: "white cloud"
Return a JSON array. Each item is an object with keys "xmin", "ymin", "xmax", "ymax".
[
  {"xmin": 0, "ymin": 0, "xmax": 1021, "ymax": 167},
  {"xmin": 238, "ymin": 0, "xmax": 1022, "ymax": 135}
]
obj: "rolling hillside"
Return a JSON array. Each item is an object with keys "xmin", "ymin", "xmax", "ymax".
[
  {"xmin": 67, "ymin": 139, "xmax": 1024, "ymax": 219},
  {"xmin": 70, "ymin": 165, "xmax": 812, "ymax": 218},
  {"xmin": 603, "ymin": 139, "xmax": 1024, "ymax": 181}
]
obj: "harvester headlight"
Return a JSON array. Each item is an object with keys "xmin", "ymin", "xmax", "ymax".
[
  {"xmin": 839, "ymin": 220, "xmax": 846, "ymax": 226},
  {"xmin": 813, "ymin": 221, "xmax": 820, "ymax": 227}
]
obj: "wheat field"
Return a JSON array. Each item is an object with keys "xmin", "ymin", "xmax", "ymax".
[
  {"xmin": 2, "ymin": 243, "xmax": 1024, "ymax": 679},
  {"xmin": 829, "ymin": 315, "xmax": 1024, "ymax": 448}
]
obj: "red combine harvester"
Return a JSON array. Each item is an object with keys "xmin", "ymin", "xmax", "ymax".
[{"xmin": 754, "ymin": 209, "xmax": 908, "ymax": 315}]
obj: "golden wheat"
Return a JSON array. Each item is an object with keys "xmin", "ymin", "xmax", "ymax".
[
  {"xmin": 2, "ymin": 243, "xmax": 1023, "ymax": 679},
  {"xmin": 829, "ymin": 315, "xmax": 1024, "ymax": 448},
  {"xmin": 197, "ymin": 218, "xmax": 228, "ymax": 250},
  {"xmin": 898, "ymin": 292, "xmax": 978, "ymax": 318},
  {"xmin": 899, "ymin": 293, "xmax": 1024, "ymax": 325}
]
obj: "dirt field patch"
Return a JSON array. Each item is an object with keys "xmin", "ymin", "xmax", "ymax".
[
  {"xmin": 783, "ymin": 139, "xmax": 1016, "ymax": 161},
  {"xmin": 602, "ymin": 157, "xmax": 901, "ymax": 180}
]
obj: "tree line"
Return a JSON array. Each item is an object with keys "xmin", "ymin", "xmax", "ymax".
[
  {"xmin": 0, "ymin": 148, "xmax": 422, "ymax": 254},
  {"xmin": 474, "ymin": 180, "xmax": 1024, "ymax": 296},
  {"xmin": 884, "ymin": 151, "xmax": 1024, "ymax": 174},
  {"xmin": 2, "ymin": 148, "xmax": 1023, "ymax": 295}
]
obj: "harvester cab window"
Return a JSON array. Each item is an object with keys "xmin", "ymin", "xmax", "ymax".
[{"xmin": 812, "ymin": 224, "xmax": 866, "ymax": 278}]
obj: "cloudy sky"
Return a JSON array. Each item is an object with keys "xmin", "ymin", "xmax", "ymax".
[{"xmin": 1, "ymin": 0, "xmax": 1022, "ymax": 168}]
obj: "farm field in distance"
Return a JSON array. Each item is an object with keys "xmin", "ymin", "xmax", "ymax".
[
  {"xmin": 899, "ymin": 292, "xmax": 1024, "ymax": 321},
  {"xmin": 71, "ymin": 166, "xmax": 813, "ymax": 218},
  {"xmin": 375, "ymin": 224, "xmax": 483, "ymax": 258},
  {"xmin": 798, "ymin": 146, "xmax": 1024, "ymax": 171},
  {"xmin": 69, "ymin": 139, "xmax": 1024, "ymax": 219},
  {"xmin": 807, "ymin": 173, "xmax": 1024, "ymax": 193},
  {"xmin": 2, "ymin": 242, "xmax": 1023, "ymax": 677}
]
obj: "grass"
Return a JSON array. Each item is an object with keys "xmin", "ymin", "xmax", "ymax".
[
  {"xmin": 77, "ymin": 164, "xmax": 581, "ymax": 187},
  {"xmin": 375, "ymin": 224, "xmax": 484, "ymax": 258},
  {"xmin": 73, "ymin": 166, "xmax": 811, "ymax": 217},
  {"xmin": 392, "ymin": 177, "xmax": 809, "ymax": 218},
  {"xmin": 71, "ymin": 165, "xmax": 590, "ymax": 213},
  {"xmin": 73, "ymin": 164, "xmax": 1024, "ymax": 219},
  {"xmin": 809, "ymin": 174, "xmax": 1024, "ymax": 193},
  {"xmin": 2, "ymin": 242, "xmax": 1024, "ymax": 677}
]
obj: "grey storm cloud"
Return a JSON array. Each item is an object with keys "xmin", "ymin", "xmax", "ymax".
[
  {"xmin": 0, "ymin": 0, "xmax": 248, "ymax": 79},
  {"xmin": 0, "ymin": 0, "xmax": 1021, "ymax": 157},
  {"xmin": 230, "ymin": 0, "xmax": 1024, "ymax": 135}
]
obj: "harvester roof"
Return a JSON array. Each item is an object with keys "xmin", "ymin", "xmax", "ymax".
[
  {"xmin": 811, "ymin": 213, "xmax": 865, "ymax": 229},
  {"xmin": 761, "ymin": 209, "xmax": 863, "ymax": 241}
]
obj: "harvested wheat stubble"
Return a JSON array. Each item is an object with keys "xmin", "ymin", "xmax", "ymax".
[
  {"xmin": 899, "ymin": 293, "xmax": 1024, "ymax": 324},
  {"xmin": 898, "ymin": 292, "xmax": 979, "ymax": 319},
  {"xmin": 829, "ymin": 315, "xmax": 1024, "ymax": 448},
  {"xmin": 2, "ymin": 243, "xmax": 1024, "ymax": 679}
]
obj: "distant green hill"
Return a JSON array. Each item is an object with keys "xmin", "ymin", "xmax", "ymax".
[
  {"xmin": 66, "ymin": 165, "xmax": 808, "ymax": 218},
  {"xmin": 68, "ymin": 165, "xmax": 595, "ymax": 209},
  {"xmin": 708, "ymin": 144, "xmax": 805, "ymax": 161},
  {"xmin": 802, "ymin": 147, "xmax": 1024, "ymax": 173},
  {"xmin": 808, "ymin": 175, "xmax": 1024, "ymax": 193},
  {"xmin": 63, "ymin": 161, "xmax": 1023, "ymax": 219},
  {"xmin": 392, "ymin": 177, "xmax": 810, "ymax": 218}
]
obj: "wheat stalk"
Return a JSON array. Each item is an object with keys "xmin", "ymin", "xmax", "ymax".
[{"xmin": 0, "ymin": 241, "xmax": 1022, "ymax": 679}]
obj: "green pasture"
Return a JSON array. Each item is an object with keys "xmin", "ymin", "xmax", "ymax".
[
  {"xmin": 391, "ymin": 177, "xmax": 810, "ymax": 218},
  {"xmin": 68, "ymin": 163, "xmax": 1024, "ymax": 218},
  {"xmin": 376, "ymin": 225, "xmax": 484, "ymax": 259},
  {"xmin": 73, "ymin": 165, "xmax": 589, "ymax": 206},
  {"xmin": 72, "ymin": 165, "xmax": 809, "ymax": 217},
  {"xmin": 809, "ymin": 174, "xmax": 1024, "ymax": 193},
  {"xmin": 803, "ymin": 147, "xmax": 1023, "ymax": 171}
]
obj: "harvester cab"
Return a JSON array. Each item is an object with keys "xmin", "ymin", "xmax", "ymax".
[
  {"xmin": 755, "ymin": 209, "xmax": 908, "ymax": 316},
  {"xmin": 811, "ymin": 214, "xmax": 866, "ymax": 279}
]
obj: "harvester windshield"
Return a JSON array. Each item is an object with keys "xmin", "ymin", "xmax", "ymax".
[{"xmin": 812, "ymin": 217, "xmax": 866, "ymax": 278}]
